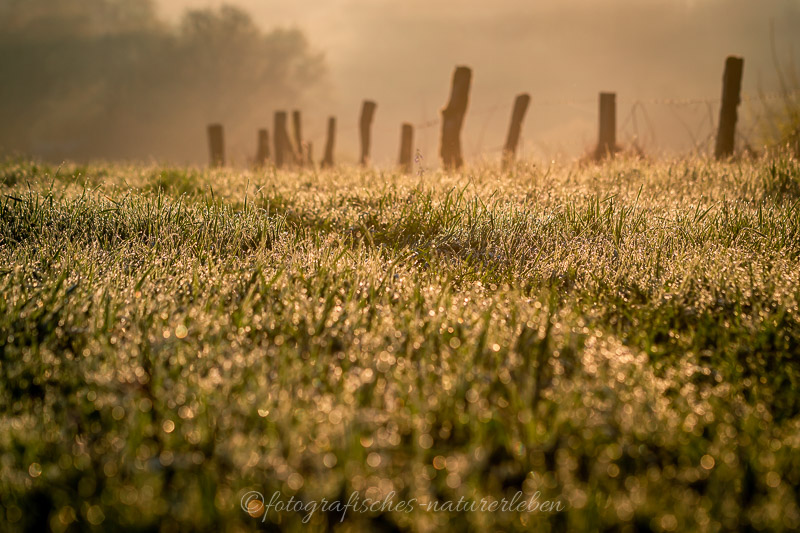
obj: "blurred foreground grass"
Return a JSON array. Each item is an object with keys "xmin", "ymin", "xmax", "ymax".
[{"xmin": 1, "ymin": 154, "xmax": 800, "ymax": 532}]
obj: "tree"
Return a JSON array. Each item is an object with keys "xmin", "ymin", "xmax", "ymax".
[{"xmin": 0, "ymin": 2, "xmax": 326, "ymax": 163}]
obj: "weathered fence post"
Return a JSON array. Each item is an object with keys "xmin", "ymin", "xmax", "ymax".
[
  {"xmin": 595, "ymin": 92, "xmax": 617, "ymax": 159},
  {"xmin": 321, "ymin": 116, "xmax": 336, "ymax": 168},
  {"xmin": 440, "ymin": 66, "xmax": 472, "ymax": 170},
  {"xmin": 503, "ymin": 93, "xmax": 531, "ymax": 169},
  {"xmin": 398, "ymin": 123, "xmax": 414, "ymax": 173},
  {"xmin": 273, "ymin": 111, "xmax": 292, "ymax": 169},
  {"xmin": 360, "ymin": 101, "xmax": 377, "ymax": 166},
  {"xmin": 292, "ymin": 110, "xmax": 304, "ymax": 166},
  {"xmin": 207, "ymin": 124, "xmax": 224, "ymax": 167},
  {"xmin": 715, "ymin": 56, "xmax": 744, "ymax": 160},
  {"xmin": 256, "ymin": 128, "xmax": 270, "ymax": 166}
]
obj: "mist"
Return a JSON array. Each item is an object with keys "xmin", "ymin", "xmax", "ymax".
[
  {"xmin": 0, "ymin": 0, "xmax": 325, "ymax": 164},
  {"xmin": 2, "ymin": 0, "xmax": 799, "ymax": 165},
  {"xmin": 164, "ymin": 0, "xmax": 800, "ymax": 165}
]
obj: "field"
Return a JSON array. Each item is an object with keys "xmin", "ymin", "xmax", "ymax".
[{"xmin": 1, "ymin": 153, "xmax": 800, "ymax": 532}]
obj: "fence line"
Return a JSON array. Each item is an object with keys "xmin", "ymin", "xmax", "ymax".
[{"xmin": 208, "ymin": 61, "xmax": 800, "ymax": 167}]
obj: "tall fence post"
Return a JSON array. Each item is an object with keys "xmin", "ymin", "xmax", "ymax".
[
  {"xmin": 595, "ymin": 92, "xmax": 617, "ymax": 159},
  {"xmin": 256, "ymin": 128, "xmax": 270, "ymax": 167},
  {"xmin": 207, "ymin": 124, "xmax": 224, "ymax": 168},
  {"xmin": 360, "ymin": 101, "xmax": 377, "ymax": 166},
  {"xmin": 273, "ymin": 111, "xmax": 292, "ymax": 169},
  {"xmin": 321, "ymin": 116, "xmax": 336, "ymax": 168},
  {"xmin": 292, "ymin": 110, "xmax": 304, "ymax": 166},
  {"xmin": 715, "ymin": 56, "xmax": 744, "ymax": 160},
  {"xmin": 399, "ymin": 123, "xmax": 414, "ymax": 173},
  {"xmin": 503, "ymin": 93, "xmax": 531, "ymax": 169},
  {"xmin": 440, "ymin": 66, "xmax": 472, "ymax": 170}
]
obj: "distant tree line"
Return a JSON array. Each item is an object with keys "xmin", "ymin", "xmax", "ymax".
[{"xmin": 0, "ymin": 0, "xmax": 326, "ymax": 162}]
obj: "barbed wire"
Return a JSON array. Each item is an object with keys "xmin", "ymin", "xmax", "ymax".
[{"xmin": 291, "ymin": 87, "xmax": 800, "ymax": 161}]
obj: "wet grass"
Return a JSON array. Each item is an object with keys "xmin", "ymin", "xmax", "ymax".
[{"xmin": 1, "ymin": 154, "xmax": 799, "ymax": 532}]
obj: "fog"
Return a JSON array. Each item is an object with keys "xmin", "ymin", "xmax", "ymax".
[
  {"xmin": 0, "ymin": 0, "xmax": 325, "ymax": 164},
  {"xmin": 2, "ymin": 0, "xmax": 799, "ymax": 165}
]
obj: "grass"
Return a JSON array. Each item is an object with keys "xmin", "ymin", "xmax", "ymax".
[{"xmin": 1, "ymin": 153, "xmax": 799, "ymax": 532}]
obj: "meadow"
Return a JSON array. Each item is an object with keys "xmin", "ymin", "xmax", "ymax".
[{"xmin": 1, "ymin": 152, "xmax": 799, "ymax": 532}]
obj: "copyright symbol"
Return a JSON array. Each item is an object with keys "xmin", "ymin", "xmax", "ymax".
[{"xmin": 241, "ymin": 490, "xmax": 265, "ymax": 517}]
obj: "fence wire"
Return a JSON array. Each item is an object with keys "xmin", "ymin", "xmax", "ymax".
[{"xmin": 300, "ymin": 88, "xmax": 800, "ymax": 161}]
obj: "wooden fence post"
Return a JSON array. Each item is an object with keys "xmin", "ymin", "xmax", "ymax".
[
  {"xmin": 292, "ymin": 110, "xmax": 304, "ymax": 166},
  {"xmin": 440, "ymin": 66, "xmax": 472, "ymax": 170},
  {"xmin": 256, "ymin": 128, "xmax": 270, "ymax": 166},
  {"xmin": 321, "ymin": 116, "xmax": 336, "ymax": 168},
  {"xmin": 399, "ymin": 123, "xmax": 414, "ymax": 173},
  {"xmin": 715, "ymin": 56, "xmax": 744, "ymax": 159},
  {"xmin": 360, "ymin": 101, "xmax": 377, "ymax": 166},
  {"xmin": 595, "ymin": 92, "xmax": 617, "ymax": 159},
  {"xmin": 273, "ymin": 111, "xmax": 292, "ymax": 169},
  {"xmin": 207, "ymin": 124, "xmax": 224, "ymax": 167},
  {"xmin": 503, "ymin": 93, "xmax": 531, "ymax": 168}
]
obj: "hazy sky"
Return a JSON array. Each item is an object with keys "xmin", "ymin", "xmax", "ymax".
[{"xmin": 156, "ymin": 0, "xmax": 800, "ymax": 164}]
